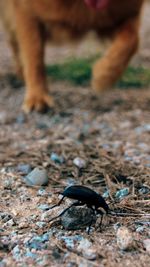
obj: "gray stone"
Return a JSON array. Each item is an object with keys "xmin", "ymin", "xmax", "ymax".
[
  {"xmin": 36, "ymin": 221, "xmax": 47, "ymax": 228},
  {"xmin": 117, "ymin": 226, "xmax": 133, "ymax": 250},
  {"xmin": 73, "ymin": 157, "xmax": 87, "ymax": 169},
  {"xmin": 24, "ymin": 167, "xmax": 49, "ymax": 186},
  {"xmin": 50, "ymin": 152, "xmax": 65, "ymax": 164},
  {"xmin": 38, "ymin": 204, "xmax": 51, "ymax": 211},
  {"xmin": 143, "ymin": 239, "xmax": 150, "ymax": 253},
  {"xmin": 115, "ymin": 188, "xmax": 129, "ymax": 199},
  {"xmin": 61, "ymin": 206, "xmax": 96, "ymax": 230},
  {"xmin": 17, "ymin": 164, "xmax": 31, "ymax": 175}
]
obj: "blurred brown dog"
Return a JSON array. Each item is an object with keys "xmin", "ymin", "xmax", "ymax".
[{"xmin": 0, "ymin": 0, "xmax": 144, "ymax": 112}]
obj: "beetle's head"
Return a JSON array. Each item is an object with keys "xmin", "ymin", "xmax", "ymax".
[
  {"xmin": 103, "ymin": 201, "xmax": 109, "ymax": 213},
  {"xmin": 96, "ymin": 196, "xmax": 109, "ymax": 214}
]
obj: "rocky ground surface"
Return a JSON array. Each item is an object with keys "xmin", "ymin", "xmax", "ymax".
[{"xmin": 0, "ymin": 2, "xmax": 150, "ymax": 267}]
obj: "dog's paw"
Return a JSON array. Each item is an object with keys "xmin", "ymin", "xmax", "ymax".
[
  {"xmin": 92, "ymin": 60, "xmax": 116, "ymax": 93},
  {"xmin": 22, "ymin": 92, "xmax": 55, "ymax": 113},
  {"xmin": 91, "ymin": 77, "xmax": 112, "ymax": 93}
]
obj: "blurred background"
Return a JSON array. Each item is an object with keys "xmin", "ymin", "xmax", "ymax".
[{"xmin": 0, "ymin": 0, "xmax": 150, "ymax": 88}]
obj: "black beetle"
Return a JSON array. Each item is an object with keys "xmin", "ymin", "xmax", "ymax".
[{"xmin": 49, "ymin": 185, "xmax": 109, "ymax": 233}]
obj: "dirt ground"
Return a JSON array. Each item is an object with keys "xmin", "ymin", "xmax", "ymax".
[{"xmin": 0, "ymin": 2, "xmax": 150, "ymax": 267}]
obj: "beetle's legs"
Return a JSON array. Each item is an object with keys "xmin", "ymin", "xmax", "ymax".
[
  {"xmin": 96, "ymin": 209, "xmax": 104, "ymax": 231},
  {"xmin": 49, "ymin": 196, "xmax": 65, "ymax": 210},
  {"xmin": 99, "ymin": 214, "xmax": 103, "ymax": 231},
  {"xmin": 49, "ymin": 201, "xmax": 82, "ymax": 223},
  {"xmin": 87, "ymin": 207, "xmax": 96, "ymax": 234}
]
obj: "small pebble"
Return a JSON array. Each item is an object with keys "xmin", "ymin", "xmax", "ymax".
[
  {"xmin": 37, "ymin": 188, "xmax": 47, "ymax": 196},
  {"xmin": 117, "ymin": 226, "xmax": 133, "ymax": 250},
  {"xmin": 18, "ymin": 221, "xmax": 29, "ymax": 229},
  {"xmin": 16, "ymin": 113, "xmax": 26, "ymax": 124},
  {"xmin": 36, "ymin": 221, "xmax": 47, "ymax": 228},
  {"xmin": 36, "ymin": 122, "xmax": 49, "ymax": 129},
  {"xmin": 73, "ymin": 157, "xmax": 87, "ymax": 169},
  {"xmin": 24, "ymin": 167, "xmax": 49, "ymax": 186},
  {"xmin": 40, "ymin": 210, "xmax": 52, "ymax": 222},
  {"xmin": 143, "ymin": 239, "xmax": 150, "ymax": 253},
  {"xmin": 115, "ymin": 188, "xmax": 129, "ymax": 199},
  {"xmin": 66, "ymin": 178, "xmax": 77, "ymax": 186},
  {"xmin": 3, "ymin": 182, "xmax": 13, "ymax": 191},
  {"xmin": 17, "ymin": 164, "xmax": 32, "ymax": 175},
  {"xmin": 4, "ymin": 219, "xmax": 16, "ymax": 227},
  {"xmin": 66, "ymin": 262, "xmax": 77, "ymax": 267},
  {"xmin": 50, "ymin": 152, "xmax": 65, "ymax": 164},
  {"xmin": 12, "ymin": 245, "xmax": 22, "ymax": 261},
  {"xmin": 136, "ymin": 226, "xmax": 144, "ymax": 233},
  {"xmin": 145, "ymin": 163, "xmax": 150, "ymax": 167},
  {"xmin": 59, "ymin": 235, "xmax": 82, "ymax": 250},
  {"xmin": 77, "ymin": 239, "xmax": 97, "ymax": 260},
  {"xmin": 25, "ymin": 233, "xmax": 50, "ymax": 250},
  {"xmin": 135, "ymin": 124, "xmax": 150, "ymax": 135},
  {"xmin": 103, "ymin": 190, "xmax": 109, "ymax": 198},
  {"xmin": 0, "ymin": 213, "xmax": 12, "ymax": 223},
  {"xmin": 20, "ymin": 194, "xmax": 31, "ymax": 202},
  {"xmin": 38, "ymin": 204, "xmax": 51, "ymax": 211},
  {"xmin": 138, "ymin": 186, "xmax": 149, "ymax": 195},
  {"xmin": 25, "ymin": 249, "xmax": 37, "ymax": 259},
  {"xmin": 113, "ymin": 222, "xmax": 121, "ymax": 231}
]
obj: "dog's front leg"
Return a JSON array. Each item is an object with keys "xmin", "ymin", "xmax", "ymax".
[
  {"xmin": 14, "ymin": 5, "xmax": 54, "ymax": 112},
  {"xmin": 92, "ymin": 17, "xmax": 140, "ymax": 92}
]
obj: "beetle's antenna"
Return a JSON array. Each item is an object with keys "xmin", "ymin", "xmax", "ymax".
[
  {"xmin": 49, "ymin": 201, "xmax": 81, "ymax": 222},
  {"xmin": 49, "ymin": 196, "xmax": 65, "ymax": 210},
  {"xmin": 87, "ymin": 207, "xmax": 96, "ymax": 234}
]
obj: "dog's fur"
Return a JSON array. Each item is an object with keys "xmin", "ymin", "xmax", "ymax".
[{"xmin": 0, "ymin": 0, "xmax": 144, "ymax": 112}]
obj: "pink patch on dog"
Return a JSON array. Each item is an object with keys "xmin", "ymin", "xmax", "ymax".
[{"xmin": 84, "ymin": 0, "xmax": 109, "ymax": 9}]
